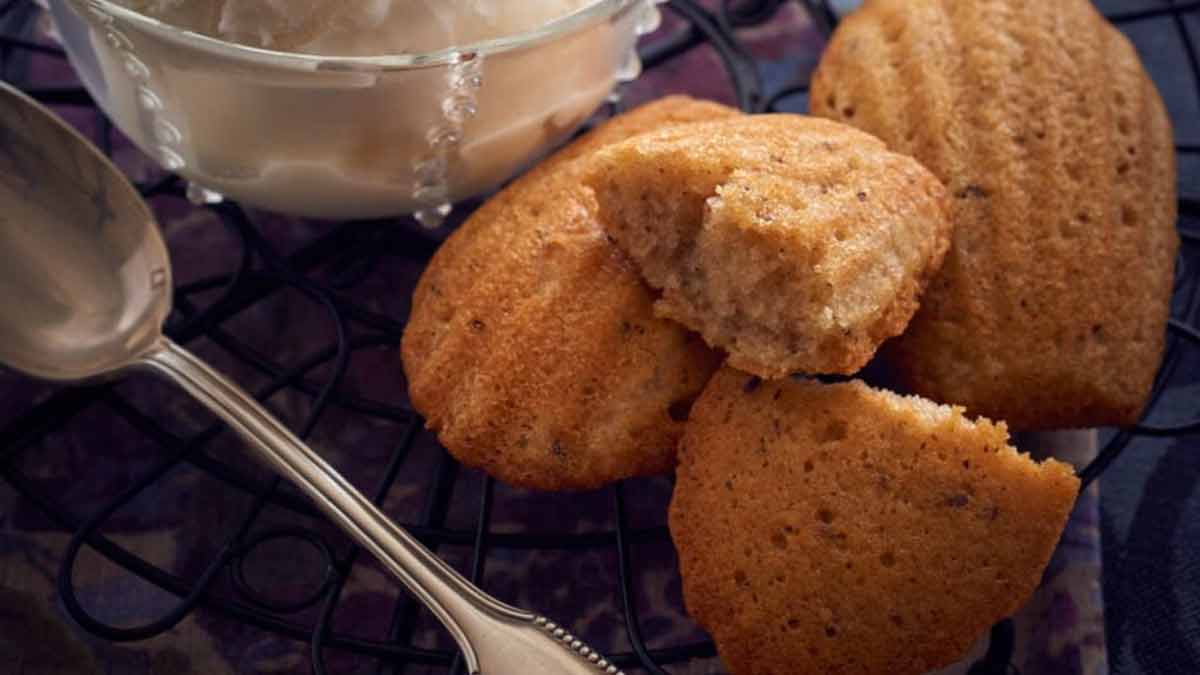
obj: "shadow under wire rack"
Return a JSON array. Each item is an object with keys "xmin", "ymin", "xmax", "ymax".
[{"xmin": 0, "ymin": 0, "xmax": 1199, "ymax": 674}]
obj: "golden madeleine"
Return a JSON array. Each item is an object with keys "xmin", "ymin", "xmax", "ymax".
[
  {"xmin": 671, "ymin": 368, "xmax": 1080, "ymax": 675},
  {"xmin": 402, "ymin": 96, "xmax": 736, "ymax": 491},
  {"xmin": 811, "ymin": 0, "xmax": 1179, "ymax": 429}
]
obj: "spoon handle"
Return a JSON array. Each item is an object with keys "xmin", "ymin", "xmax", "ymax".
[{"xmin": 138, "ymin": 338, "xmax": 622, "ymax": 675}]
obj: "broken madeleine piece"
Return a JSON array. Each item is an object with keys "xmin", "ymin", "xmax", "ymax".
[
  {"xmin": 583, "ymin": 114, "xmax": 952, "ymax": 379},
  {"xmin": 670, "ymin": 367, "xmax": 1079, "ymax": 675}
]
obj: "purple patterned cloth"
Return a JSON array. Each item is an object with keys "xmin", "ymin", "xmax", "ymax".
[{"xmin": 0, "ymin": 3, "xmax": 1107, "ymax": 674}]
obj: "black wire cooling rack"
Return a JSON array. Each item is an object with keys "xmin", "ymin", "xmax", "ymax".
[{"xmin": 1, "ymin": 1, "xmax": 1199, "ymax": 673}]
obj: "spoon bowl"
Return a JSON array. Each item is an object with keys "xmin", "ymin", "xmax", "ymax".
[
  {"xmin": 0, "ymin": 82, "xmax": 621, "ymax": 675},
  {"xmin": 0, "ymin": 84, "xmax": 170, "ymax": 382}
]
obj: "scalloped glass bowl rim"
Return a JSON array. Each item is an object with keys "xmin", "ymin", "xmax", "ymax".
[{"xmin": 74, "ymin": 0, "xmax": 642, "ymax": 71}]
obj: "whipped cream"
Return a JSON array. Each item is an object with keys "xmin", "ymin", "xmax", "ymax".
[
  {"xmin": 58, "ymin": 0, "xmax": 647, "ymax": 218},
  {"xmin": 115, "ymin": 0, "xmax": 593, "ymax": 55}
]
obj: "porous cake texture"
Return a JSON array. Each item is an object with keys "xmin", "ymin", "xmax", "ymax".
[{"xmin": 584, "ymin": 114, "xmax": 952, "ymax": 379}]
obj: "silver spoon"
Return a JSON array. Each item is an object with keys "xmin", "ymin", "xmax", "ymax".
[{"xmin": 0, "ymin": 82, "xmax": 623, "ymax": 675}]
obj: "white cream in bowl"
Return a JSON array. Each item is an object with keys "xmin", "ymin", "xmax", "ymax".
[
  {"xmin": 113, "ymin": 0, "xmax": 596, "ymax": 55},
  {"xmin": 51, "ymin": 0, "xmax": 658, "ymax": 220}
]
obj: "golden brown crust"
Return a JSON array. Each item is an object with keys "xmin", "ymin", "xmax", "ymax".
[
  {"xmin": 401, "ymin": 96, "xmax": 736, "ymax": 491},
  {"xmin": 810, "ymin": 0, "xmax": 1179, "ymax": 430},
  {"xmin": 582, "ymin": 115, "xmax": 953, "ymax": 379},
  {"xmin": 670, "ymin": 368, "xmax": 1080, "ymax": 675}
]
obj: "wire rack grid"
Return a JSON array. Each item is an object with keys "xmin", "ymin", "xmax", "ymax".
[{"xmin": 0, "ymin": 1, "xmax": 1199, "ymax": 674}]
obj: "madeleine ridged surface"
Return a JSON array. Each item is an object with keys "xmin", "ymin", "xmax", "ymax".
[
  {"xmin": 811, "ymin": 0, "xmax": 1179, "ymax": 430},
  {"xmin": 583, "ymin": 115, "xmax": 953, "ymax": 379},
  {"xmin": 670, "ymin": 368, "xmax": 1080, "ymax": 675},
  {"xmin": 401, "ymin": 96, "xmax": 735, "ymax": 491}
]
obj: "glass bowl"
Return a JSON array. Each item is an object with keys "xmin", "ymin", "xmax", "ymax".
[{"xmin": 46, "ymin": 0, "xmax": 661, "ymax": 221}]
